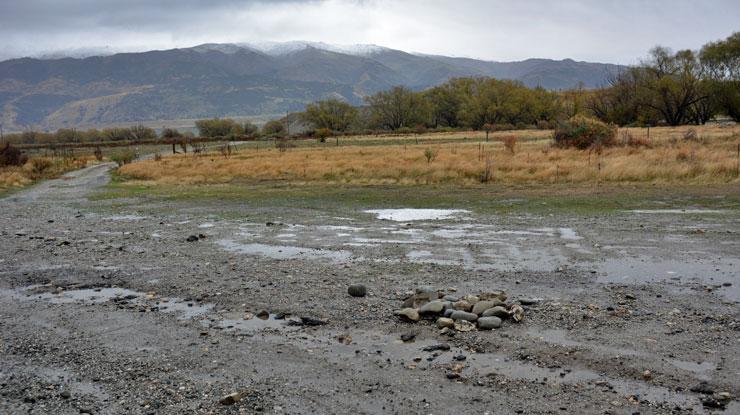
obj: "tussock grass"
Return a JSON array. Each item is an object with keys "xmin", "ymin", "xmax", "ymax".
[
  {"xmin": 0, "ymin": 156, "xmax": 95, "ymax": 192},
  {"xmin": 119, "ymin": 125, "xmax": 740, "ymax": 186}
]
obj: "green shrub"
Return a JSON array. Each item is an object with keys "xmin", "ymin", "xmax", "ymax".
[
  {"xmin": 553, "ymin": 116, "xmax": 617, "ymax": 149},
  {"xmin": 30, "ymin": 158, "xmax": 53, "ymax": 175},
  {"xmin": 110, "ymin": 150, "xmax": 137, "ymax": 167},
  {"xmin": 0, "ymin": 143, "xmax": 28, "ymax": 166}
]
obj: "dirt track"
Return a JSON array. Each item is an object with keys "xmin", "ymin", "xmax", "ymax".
[{"xmin": 1, "ymin": 164, "xmax": 739, "ymax": 414}]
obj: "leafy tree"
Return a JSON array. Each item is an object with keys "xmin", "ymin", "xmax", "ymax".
[
  {"xmin": 161, "ymin": 128, "xmax": 183, "ymax": 139},
  {"xmin": 195, "ymin": 118, "xmax": 244, "ymax": 138},
  {"xmin": 365, "ymin": 86, "xmax": 430, "ymax": 130},
  {"xmin": 302, "ymin": 99, "xmax": 358, "ymax": 132},
  {"xmin": 243, "ymin": 122, "xmax": 259, "ymax": 137},
  {"xmin": 262, "ymin": 120, "xmax": 286, "ymax": 137},
  {"xmin": 700, "ymin": 32, "xmax": 740, "ymax": 121}
]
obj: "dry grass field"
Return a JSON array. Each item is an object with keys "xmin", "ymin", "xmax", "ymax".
[
  {"xmin": 0, "ymin": 156, "xmax": 97, "ymax": 192},
  {"xmin": 118, "ymin": 125, "xmax": 740, "ymax": 186}
]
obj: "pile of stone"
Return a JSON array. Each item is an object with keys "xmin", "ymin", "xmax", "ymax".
[{"xmin": 394, "ymin": 286, "xmax": 526, "ymax": 331}]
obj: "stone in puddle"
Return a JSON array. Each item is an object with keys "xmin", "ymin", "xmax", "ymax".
[
  {"xmin": 186, "ymin": 235, "xmax": 199, "ymax": 242},
  {"xmin": 396, "ymin": 308, "xmax": 420, "ymax": 322},
  {"xmin": 450, "ymin": 310, "xmax": 478, "ymax": 322},
  {"xmin": 481, "ymin": 306, "xmax": 509, "ymax": 319},
  {"xmin": 219, "ymin": 392, "xmax": 243, "ymax": 405},
  {"xmin": 419, "ymin": 300, "xmax": 445, "ymax": 315},
  {"xmin": 436, "ymin": 317, "xmax": 454, "ymax": 329},
  {"xmin": 471, "ymin": 300, "xmax": 498, "ymax": 315},
  {"xmin": 348, "ymin": 284, "xmax": 367, "ymax": 297},
  {"xmin": 255, "ymin": 310, "xmax": 269, "ymax": 320},
  {"xmin": 401, "ymin": 333, "xmax": 416, "ymax": 342},
  {"xmin": 478, "ymin": 316, "xmax": 502, "ymax": 330}
]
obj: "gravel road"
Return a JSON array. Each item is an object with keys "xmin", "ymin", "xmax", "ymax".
[{"xmin": 1, "ymin": 163, "xmax": 738, "ymax": 414}]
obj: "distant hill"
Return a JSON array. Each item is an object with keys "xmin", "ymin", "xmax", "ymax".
[{"xmin": 0, "ymin": 42, "xmax": 624, "ymax": 131}]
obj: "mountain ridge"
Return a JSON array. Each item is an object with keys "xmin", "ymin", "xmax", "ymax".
[{"xmin": 0, "ymin": 42, "xmax": 624, "ymax": 131}]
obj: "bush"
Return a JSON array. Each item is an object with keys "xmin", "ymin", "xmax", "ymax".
[
  {"xmin": 161, "ymin": 128, "xmax": 183, "ymax": 139},
  {"xmin": 30, "ymin": 158, "xmax": 53, "ymax": 175},
  {"xmin": 93, "ymin": 146, "xmax": 103, "ymax": 161},
  {"xmin": 315, "ymin": 128, "xmax": 333, "ymax": 142},
  {"xmin": 553, "ymin": 116, "xmax": 617, "ymax": 149},
  {"xmin": 424, "ymin": 147, "xmax": 438, "ymax": 163},
  {"xmin": 683, "ymin": 128, "xmax": 698, "ymax": 141},
  {"xmin": 502, "ymin": 136, "xmax": 517, "ymax": 154},
  {"xmin": 262, "ymin": 120, "xmax": 287, "ymax": 137},
  {"xmin": 0, "ymin": 143, "xmax": 28, "ymax": 167},
  {"xmin": 110, "ymin": 150, "xmax": 136, "ymax": 167}
]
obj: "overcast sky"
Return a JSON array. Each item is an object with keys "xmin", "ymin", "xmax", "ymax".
[{"xmin": 0, "ymin": 0, "xmax": 737, "ymax": 63}]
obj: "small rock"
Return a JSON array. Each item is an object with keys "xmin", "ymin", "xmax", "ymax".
[
  {"xmin": 454, "ymin": 354, "xmax": 467, "ymax": 361},
  {"xmin": 255, "ymin": 310, "xmax": 269, "ymax": 320},
  {"xmin": 450, "ymin": 310, "xmax": 478, "ymax": 322},
  {"xmin": 396, "ymin": 308, "xmax": 420, "ymax": 322},
  {"xmin": 419, "ymin": 300, "xmax": 445, "ymax": 315},
  {"xmin": 462, "ymin": 295, "xmax": 480, "ymax": 304},
  {"xmin": 219, "ymin": 392, "xmax": 243, "ymax": 405},
  {"xmin": 186, "ymin": 235, "xmax": 199, "ymax": 242},
  {"xmin": 416, "ymin": 285, "xmax": 436, "ymax": 294},
  {"xmin": 422, "ymin": 343, "xmax": 450, "ymax": 352},
  {"xmin": 454, "ymin": 320, "xmax": 476, "ymax": 332},
  {"xmin": 452, "ymin": 300, "xmax": 473, "ymax": 312},
  {"xmin": 481, "ymin": 306, "xmax": 509, "ymax": 318},
  {"xmin": 471, "ymin": 300, "xmax": 498, "ymax": 315},
  {"xmin": 479, "ymin": 291, "xmax": 507, "ymax": 302},
  {"xmin": 59, "ymin": 390, "xmax": 71, "ymax": 399},
  {"xmin": 642, "ymin": 370, "xmax": 652, "ymax": 380},
  {"xmin": 400, "ymin": 333, "xmax": 416, "ymax": 342},
  {"xmin": 690, "ymin": 382, "xmax": 714, "ymax": 395},
  {"xmin": 510, "ymin": 304, "xmax": 525, "ymax": 322},
  {"xmin": 478, "ymin": 316, "xmax": 502, "ymax": 330},
  {"xmin": 347, "ymin": 284, "xmax": 367, "ymax": 297},
  {"xmin": 442, "ymin": 295, "xmax": 459, "ymax": 302},
  {"xmin": 437, "ymin": 317, "xmax": 454, "ymax": 329},
  {"xmin": 299, "ymin": 316, "xmax": 326, "ymax": 326},
  {"xmin": 446, "ymin": 372, "xmax": 460, "ymax": 380},
  {"xmin": 443, "ymin": 308, "xmax": 455, "ymax": 318},
  {"xmin": 519, "ymin": 298, "xmax": 540, "ymax": 306}
]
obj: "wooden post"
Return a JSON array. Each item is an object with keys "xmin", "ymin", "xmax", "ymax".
[{"xmin": 736, "ymin": 143, "xmax": 739, "ymax": 176}]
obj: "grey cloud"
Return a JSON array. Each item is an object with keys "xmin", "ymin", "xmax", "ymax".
[{"xmin": 0, "ymin": 0, "xmax": 737, "ymax": 63}]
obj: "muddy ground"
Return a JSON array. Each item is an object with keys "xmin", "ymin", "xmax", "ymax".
[{"xmin": 1, "ymin": 163, "xmax": 738, "ymax": 414}]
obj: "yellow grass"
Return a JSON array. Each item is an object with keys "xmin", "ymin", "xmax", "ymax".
[
  {"xmin": 0, "ymin": 156, "xmax": 95, "ymax": 192},
  {"xmin": 118, "ymin": 125, "xmax": 740, "ymax": 186}
]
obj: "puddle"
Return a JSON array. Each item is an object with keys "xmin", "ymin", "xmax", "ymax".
[
  {"xmin": 283, "ymin": 329, "xmax": 718, "ymax": 413},
  {"xmin": 106, "ymin": 215, "xmax": 147, "ymax": 221},
  {"xmin": 365, "ymin": 209, "xmax": 469, "ymax": 221},
  {"xmin": 217, "ymin": 240, "xmax": 352, "ymax": 263},
  {"xmin": 215, "ymin": 314, "xmax": 300, "ymax": 333},
  {"xmin": 593, "ymin": 257, "xmax": 740, "ymax": 302},
  {"xmin": 629, "ymin": 209, "xmax": 728, "ymax": 214},
  {"xmin": 528, "ymin": 329, "xmax": 716, "ymax": 380},
  {"xmin": 558, "ymin": 228, "xmax": 582, "ymax": 240},
  {"xmin": 2, "ymin": 285, "xmax": 213, "ymax": 319}
]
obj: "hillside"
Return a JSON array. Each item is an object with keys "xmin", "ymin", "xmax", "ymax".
[{"xmin": 0, "ymin": 42, "xmax": 624, "ymax": 131}]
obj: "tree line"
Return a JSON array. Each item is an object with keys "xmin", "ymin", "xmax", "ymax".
[
  {"xmin": 587, "ymin": 32, "xmax": 739, "ymax": 126},
  {"xmin": 301, "ymin": 77, "xmax": 564, "ymax": 134}
]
